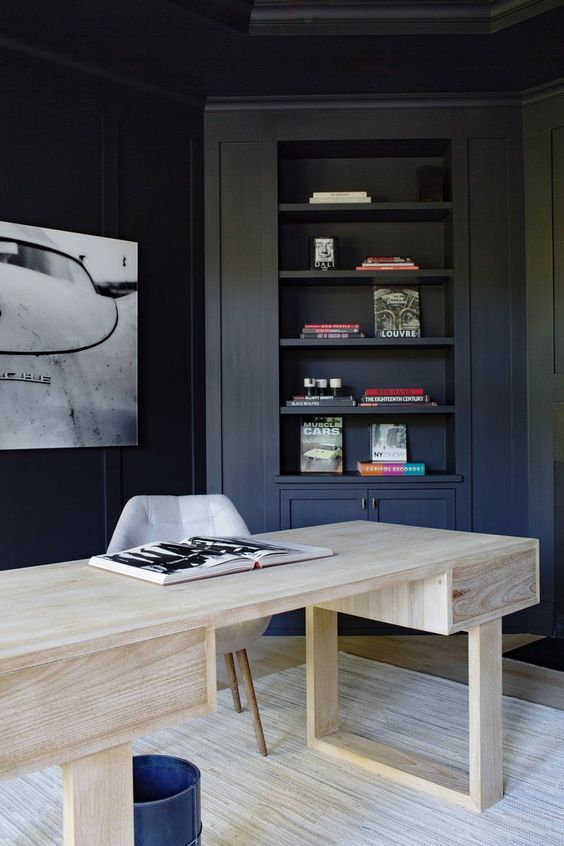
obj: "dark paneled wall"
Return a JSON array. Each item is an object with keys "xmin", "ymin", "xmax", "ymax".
[
  {"xmin": 0, "ymin": 48, "xmax": 204, "ymax": 569},
  {"xmin": 524, "ymin": 91, "xmax": 564, "ymax": 634}
]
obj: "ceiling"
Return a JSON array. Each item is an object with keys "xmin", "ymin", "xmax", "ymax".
[{"xmin": 0, "ymin": 0, "xmax": 563, "ymax": 101}]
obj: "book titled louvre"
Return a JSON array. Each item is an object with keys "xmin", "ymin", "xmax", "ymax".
[{"xmin": 373, "ymin": 287, "xmax": 420, "ymax": 338}]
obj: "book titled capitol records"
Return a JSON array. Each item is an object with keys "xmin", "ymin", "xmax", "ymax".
[
  {"xmin": 300, "ymin": 416, "xmax": 343, "ymax": 473},
  {"xmin": 373, "ymin": 287, "xmax": 420, "ymax": 338}
]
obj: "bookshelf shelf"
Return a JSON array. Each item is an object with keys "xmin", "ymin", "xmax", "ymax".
[
  {"xmin": 279, "ymin": 269, "xmax": 453, "ymax": 284},
  {"xmin": 275, "ymin": 472, "xmax": 463, "ymax": 483},
  {"xmin": 281, "ymin": 406, "xmax": 455, "ymax": 415},
  {"xmin": 279, "ymin": 202, "xmax": 452, "ymax": 223},
  {"xmin": 280, "ymin": 338, "xmax": 455, "ymax": 348}
]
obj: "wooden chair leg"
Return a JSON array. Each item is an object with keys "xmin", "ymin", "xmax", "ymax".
[
  {"xmin": 224, "ymin": 652, "xmax": 242, "ymax": 713},
  {"xmin": 236, "ymin": 648, "xmax": 268, "ymax": 756}
]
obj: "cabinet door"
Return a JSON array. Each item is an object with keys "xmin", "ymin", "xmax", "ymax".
[
  {"xmin": 280, "ymin": 488, "xmax": 368, "ymax": 529},
  {"xmin": 369, "ymin": 488, "xmax": 455, "ymax": 529}
]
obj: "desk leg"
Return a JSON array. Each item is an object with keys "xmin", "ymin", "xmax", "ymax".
[
  {"xmin": 306, "ymin": 606, "xmax": 339, "ymax": 743},
  {"xmin": 63, "ymin": 742, "xmax": 134, "ymax": 846},
  {"xmin": 468, "ymin": 618, "xmax": 503, "ymax": 811}
]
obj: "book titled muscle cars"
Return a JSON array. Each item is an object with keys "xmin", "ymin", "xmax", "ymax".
[
  {"xmin": 300, "ymin": 416, "xmax": 343, "ymax": 473},
  {"xmin": 89, "ymin": 536, "xmax": 333, "ymax": 585}
]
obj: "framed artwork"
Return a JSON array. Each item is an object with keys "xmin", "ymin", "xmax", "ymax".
[{"xmin": 0, "ymin": 220, "xmax": 138, "ymax": 450}]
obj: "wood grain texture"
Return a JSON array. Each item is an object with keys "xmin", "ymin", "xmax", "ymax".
[
  {"xmin": 311, "ymin": 731, "xmax": 474, "ymax": 811},
  {"xmin": 0, "ymin": 521, "xmax": 539, "ymax": 675},
  {"xmin": 62, "ymin": 743, "xmax": 134, "ymax": 846},
  {"xmin": 306, "ymin": 607, "xmax": 339, "ymax": 742},
  {"xmin": 451, "ymin": 548, "xmax": 539, "ymax": 631},
  {"xmin": 317, "ymin": 573, "xmax": 451, "ymax": 634},
  {"xmin": 0, "ymin": 628, "xmax": 212, "ymax": 780},
  {"xmin": 468, "ymin": 619, "xmax": 503, "ymax": 811}
]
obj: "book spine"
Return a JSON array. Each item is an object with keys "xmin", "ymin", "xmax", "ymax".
[
  {"xmin": 364, "ymin": 388, "xmax": 424, "ymax": 396},
  {"xmin": 359, "ymin": 402, "xmax": 436, "ymax": 407},
  {"xmin": 301, "ymin": 328, "xmax": 361, "ymax": 334},
  {"xmin": 309, "ymin": 197, "xmax": 371, "ymax": 204},
  {"xmin": 287, "ymin": 400, "xmax": 356, "ymax": 407},
  {"xmin": 365, "ymin": 256, "xmax": 413, "ymax": 262},
  {"xmin": 357, "ymin": 462, "xmax": 425, "ymax": 475},
  {"xmin": 360, "ymin": 394, "xmax": 430, "ymax": 403},
  {"xmin": 356, "ymin": 265, "xmax": 420, "ymax": 271},
  {"xmin": 300, "ymin": 333, "xmax": 364, "ymax": 339},
  {"xmin": 303, "ymin": 323, "xmax": 360, "ymax": 329},
  {"xmin": 312, "ymin": 191, "xmax": 367, "ymax": 198}
]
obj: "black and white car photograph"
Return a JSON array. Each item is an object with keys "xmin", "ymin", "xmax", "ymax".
[{"xmin": 0, "ymin": 220, "xmax": 137, "ymax": 450}]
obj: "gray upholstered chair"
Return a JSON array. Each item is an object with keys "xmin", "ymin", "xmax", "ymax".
[{"xmin": 107, "ymin": 494, "xmax": 271, "ymax": 755}]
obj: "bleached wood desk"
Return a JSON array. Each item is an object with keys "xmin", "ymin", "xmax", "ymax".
[{"xmin": 0, "ymin": 521, "xmax": 538, "ymax": 843}]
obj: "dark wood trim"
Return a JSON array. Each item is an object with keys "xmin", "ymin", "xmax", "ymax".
[{"xmin": 250, "ymin": 0, "xmax": 562, "ymax": 36}]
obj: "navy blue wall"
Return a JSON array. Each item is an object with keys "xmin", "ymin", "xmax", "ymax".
[{"xmin": 0, "ymin": 46, "xmax": 205, "ymax": 569}]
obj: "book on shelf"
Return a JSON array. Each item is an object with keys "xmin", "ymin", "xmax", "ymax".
[
  {"xmin": 301, "ymin": 326, "xmax": 361, "ymax": 333},
  {"xmin": 360, "ymin": 394, "xmax": 431, "ymax": 403},
  {"xmin": 300, "ymin": 333, "xmax": 365, "ymax": 339},
  {"xmin": 364, "ymin": 387, "xmax": 425, "ymax": 396},
  {"xmin": 373, "ymin": 287, "xmax": 421, "ymax": 338},
  {"xmin": 357, "ymin": 256, "xmax": 419, "ymax": 271},
  {"xmin": 300, "ymin": 416, "xmax": 343, "ymax": 473},
  {"xmin": 303, "ymin": 323, "xmax": 361, "ymax": 329},
  {"xmin": 358, "ymin": 402, "xmax": 437, "ymax": 407},
  {"xmin": 89, "ymin": 536, "xmax": 333, "ymax": 585},
  {"xmin": 370, "ymin": 423, "xmax": 407, "ymax": 462},
  {"xmin": 309, "ymin": 195, "xmax": 371, "ymax": 204},
  {"xmin": 310, "ymin": 236, "xmax": 338, "ymax": 271},
  {"xmin": 312, "ymin": 191, "xmax": 368, "ymax": 198},
  {"xmin": 287, "ymin": 399, "xmax": 356, "ymax": 407},
  {"xmin": 357, "ymin": 461, "xmax": 425, "ymax": 476}
]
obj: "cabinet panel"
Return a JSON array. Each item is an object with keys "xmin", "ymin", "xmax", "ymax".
[
  {"xmin": 280, "ymin": 488, "xmax": 367, "ymax": 529},
  {"xmin": 370, "ymin": 488, "xmax": 455, "ymax": 529}
]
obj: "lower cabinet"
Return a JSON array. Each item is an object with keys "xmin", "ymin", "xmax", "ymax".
[
  {"xmin": 279, "ymin": 486, "xmax": 456, "ymax": 530},
  {"xmin": 271, "ymin": 484, "xmax": 456, "ymax": 635}
]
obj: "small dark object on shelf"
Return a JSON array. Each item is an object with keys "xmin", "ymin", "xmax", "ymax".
[{"xmin": 416, "ymin": 166, "xmax": 444, "ymax": 202}]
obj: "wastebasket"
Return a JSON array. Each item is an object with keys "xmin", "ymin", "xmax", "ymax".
[{"xmin": 133, "ymin": 755, "xmax": 201, "ymax": 846}]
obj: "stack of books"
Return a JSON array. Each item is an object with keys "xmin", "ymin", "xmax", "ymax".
[
  {"xmin": 308, "ymin": 191, "xmax": 372, "ymax": 204},
  {"xmin": 358, "ymin": 387, "xmax": 436, "ymax": 407},
  {"xmin": 300, "ymin": 323, "xmax": 365, "ymax": 340},
  {"xmin": 357, "ymin": 422, "xmax": 425, "ymax": 476},
  {"xmin": 356, "ymin": 256, "xmax": 420, "ymax": 271},
  {"xmin": 286, "ymin": 395, "xmax": 356, "ymax": 408}
]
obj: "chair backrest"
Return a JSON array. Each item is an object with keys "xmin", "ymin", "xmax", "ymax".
[{"xmin": 107, "ymin": 494, "xmax": 250, "ymax": 553}]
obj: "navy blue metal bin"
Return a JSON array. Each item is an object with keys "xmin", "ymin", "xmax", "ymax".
[{"xmin": 133, "ymin": 755, "xmax": 201, "ymax": 846}]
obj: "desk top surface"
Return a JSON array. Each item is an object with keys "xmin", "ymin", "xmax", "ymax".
[{"xmin": 0, "ymin": 521, "xmax": 537, "ymax": 672}]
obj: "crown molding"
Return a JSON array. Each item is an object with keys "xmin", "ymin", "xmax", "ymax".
[
  {"xmin": 167, "ymin": 0, "xmax": 254, "ymax": 31},
  {"xmin": 522, "ymin": 75, "xmax": 564, "ymax": 103},
  {"xmin": 249, "ymin": 0, "xmax": 564, "ymax": 35},
  {"xmin": 205, "ymin": 91, "xmax": 523, "ymax": 111}
]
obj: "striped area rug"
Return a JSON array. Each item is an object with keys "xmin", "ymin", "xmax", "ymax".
[{"xmin": 1, "ymin": 652, "xmax": 563, "ymax": 845}]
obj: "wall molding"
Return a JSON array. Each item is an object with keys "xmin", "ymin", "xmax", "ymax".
[
  {"xmin": 250, "ymin": 0, "xmax": 564, "ymax": 35},
  {"xmin": 206, "ymin": 91, "xmax": 523, "ymax": 112}
]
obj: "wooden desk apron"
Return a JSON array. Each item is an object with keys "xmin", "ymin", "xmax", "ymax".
[{"xmin": 0, "ymin": 521, "xmax": 538, "ymax": 815}]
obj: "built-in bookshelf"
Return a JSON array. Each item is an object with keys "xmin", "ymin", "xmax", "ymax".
[{"xmin": 277, "ymin": 138, "xmax": 459, "ymax": 484}]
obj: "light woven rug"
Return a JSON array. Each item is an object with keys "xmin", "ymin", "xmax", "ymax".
[{"xmin": 1, "ymin": 652, "xmax": 563, "ymax": 845}]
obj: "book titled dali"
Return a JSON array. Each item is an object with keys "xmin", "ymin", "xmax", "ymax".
[{"xmin": 89, "ymin": 536, "xmax": 333, "ymax": 585}]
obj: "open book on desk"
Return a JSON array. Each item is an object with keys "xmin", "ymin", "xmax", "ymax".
[{"xmin": 88, "ymin": 535, "xmax": 334, "ymax": 585}]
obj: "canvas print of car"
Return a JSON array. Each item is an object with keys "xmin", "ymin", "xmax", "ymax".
[{"xmin": 0, "ymin": 220, "xmax": 137, "ymax": 450}]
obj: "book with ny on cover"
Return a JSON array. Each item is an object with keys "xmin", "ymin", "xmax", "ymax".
[{"xmin": 89, "ymin": 536, "xmax": 334, "ymax": 584}]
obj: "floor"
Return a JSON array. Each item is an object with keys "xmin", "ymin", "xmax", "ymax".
[{"xmin": 217, "ymin": 634, "xmax": 564, "ymax": 711}]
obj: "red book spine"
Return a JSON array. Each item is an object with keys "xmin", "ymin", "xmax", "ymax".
[
  {"xmin": 303, "ymin": 323, "xmax": 360, "ymax": 328},
  {"xmin": 364, "ymin": 388, "xmax": 424, "ymax": 396}
]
